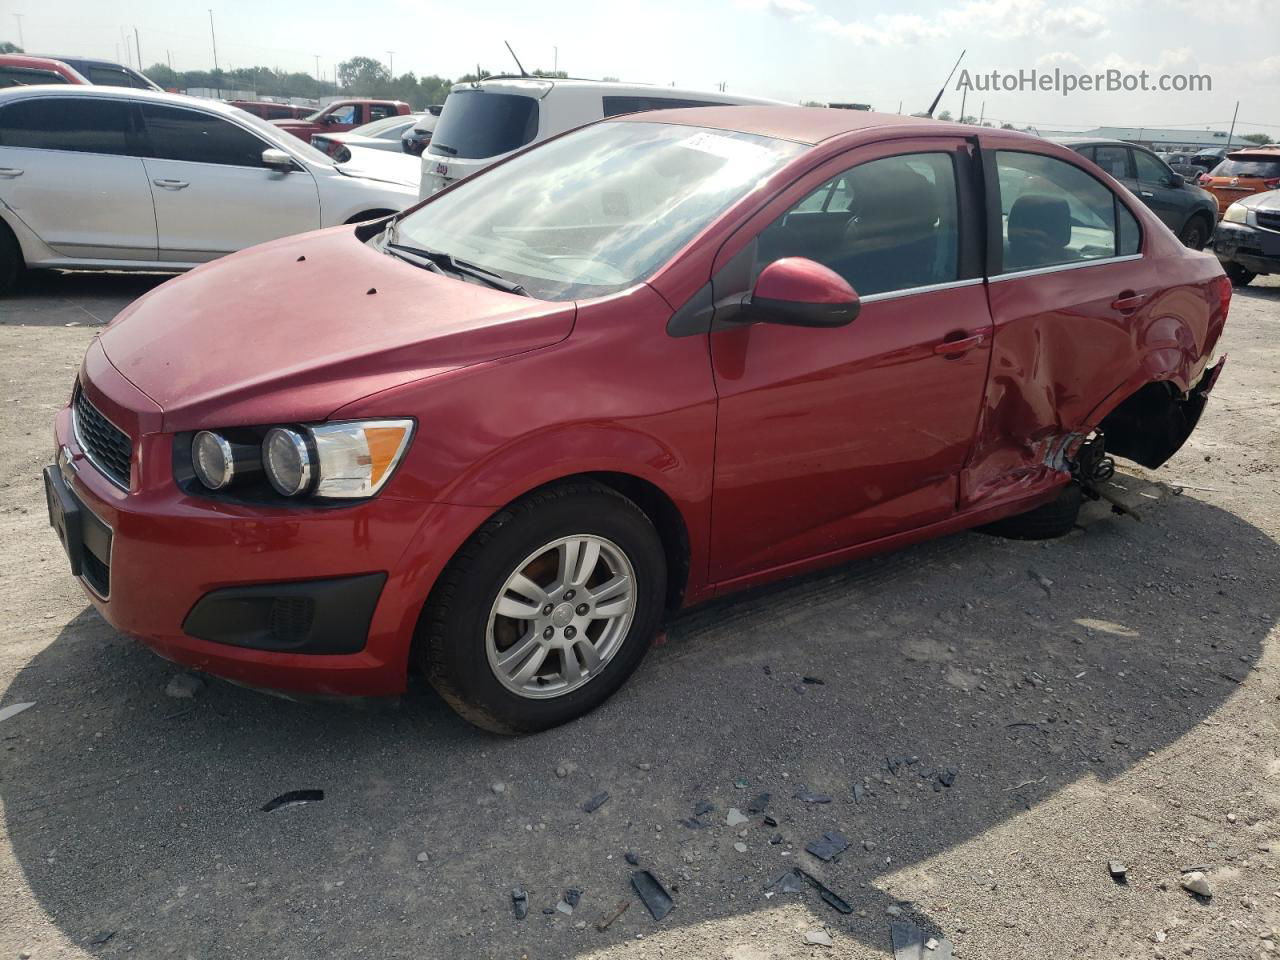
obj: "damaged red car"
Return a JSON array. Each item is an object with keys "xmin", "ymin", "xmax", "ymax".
[{"xmin": 46, "ymin": 107, "xmax": 1229, "ymax": 733}]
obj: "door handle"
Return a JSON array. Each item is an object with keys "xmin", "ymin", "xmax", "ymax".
[
  {"xmin": 0, "ymin": 167, "xmax": 23, "ymax": 178},
  {"xmin": 152, "ymin": 178, "xmax": 189, "ymax": 190},
  {"xmin": 1139, "ymin": 191, "xmax": 1154, "ymax": 198},
  {"xmin": 933, "ymin": 330, "xmax": 988, "ymax": 356},
  {"xmin": 1111, "ymin": 291, "xmax": 1146, "ymax": 313}
]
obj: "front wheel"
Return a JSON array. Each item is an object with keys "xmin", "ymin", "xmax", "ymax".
[
  {"xmin": 418, "ymin": 481, "xmax": 667, "ymax": 734},
  {"xmin": 1224, "ymin": 262, "xmax": 1256, "ymax": 287}
]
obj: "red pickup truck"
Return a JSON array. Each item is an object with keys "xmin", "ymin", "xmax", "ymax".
[{"xmin": 271, "ymin": 99, "xmax": 411, "ymax": 141}]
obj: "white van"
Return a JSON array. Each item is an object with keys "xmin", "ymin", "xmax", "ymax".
[{"xmin": 418, "ymin": 78, "xmax": 786, "ymax": 199}]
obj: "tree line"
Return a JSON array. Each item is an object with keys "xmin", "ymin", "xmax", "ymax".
[{"xmin": 140, "ymin": 57, "xmax": 569, "ymax": 110}]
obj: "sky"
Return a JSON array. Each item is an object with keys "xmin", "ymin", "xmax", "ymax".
[{"xmin": 6, "ymin": 0, "xmax": 1277, "ymax": 138}]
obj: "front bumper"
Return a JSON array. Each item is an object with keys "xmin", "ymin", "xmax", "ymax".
[
  {"xmin": 50, "ymin": 374, "xmax": 491, "ymax": 697},
  {"xmin": 1214, "ymin": 220, "xmax": 1280, "ymax": 276}
]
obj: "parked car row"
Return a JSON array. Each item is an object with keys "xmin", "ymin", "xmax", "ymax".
[
  {"xmin": 0, "ymin": 86, "xmax": 421, "ymax": 292},
  {"xmin": 1057, "ymin": 138, "xmax": 1219, "ymax": 250},
  {"xmin": 41, "ymin": 102, "xmax": 1230, "ymax": 732}
]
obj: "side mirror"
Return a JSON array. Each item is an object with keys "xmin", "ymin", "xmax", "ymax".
[
  {"xmin": 261, "ymin": 148, "xmax": 295, "ymax": 172},
  {"xmin": 1166, "ymin": 175, "xmax": 1182, "ymax": 188},
  {"xmin": 741, "ymin": 257, "xmax": 860, "ymax": 328}
]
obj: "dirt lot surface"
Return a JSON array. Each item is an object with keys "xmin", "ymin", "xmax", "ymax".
[{"xmin": 1, "ymin": 270, "xmax": 1278, "ymax": 959}]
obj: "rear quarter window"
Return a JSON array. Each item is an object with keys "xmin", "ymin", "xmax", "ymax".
[
  {"xmin": 0, "ymin": 97, "xmax": 138, "ymax": 154},
  {"xmin": 602, "ymin": 95, "xmax": 724, "ymax": 117},
  {"xmin": 0, "ymin": 67, "xmax": 69, "ymax": 87}
]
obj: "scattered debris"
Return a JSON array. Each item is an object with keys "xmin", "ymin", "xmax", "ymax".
[
  {"xmin": 1180, "ymin": 871, "xmax": 1213, "ymax": 898},
  {"xmin": 491, "ymin": 781, "xmax": 506, "ymax": 795},
  {"xmin": 693, "ymin": 800, "xmax": 715, "ymax": 817},
  {"xmin": 1108, "ymin": 861, "xmax": 1128, "ymax": 884},
  {"xmin": 624, "ymin": 851, "xmax": 639, "ymax": 866},
  {"xmin": 748, "ymin": 792, "xmax": 771, "ymax": 813},
  {"xmin": 1004, "ymin": 776, "xmax": 1047, "ymax": 792},
  {"xmin": 596, "ymin": 899, "xmax": 629, "ymax": 931},
  {"xmin": 769, "ymin": 832, "xmax": 784, "ymax": 845},
  {"xmin": 795, "ymin": 786, "xmax": 833, "ymax": 804},
  {"xmin": 512, "ymin": 887, "xmax": 528, "ymax": 920},
  {"xmin": 733, "ymin": 777, "xmax": 749, "ymax": 790},
  {"xmin": 164, "ymin": 673, "xmax": 204, "ymax": 699},
  {"xmin": 937, "ymin": 768, "xmax": 957, "ymax": 788},
  {"xmin": 556, "ymin": 765, "xmax": 569, "ymax": 778},
  {"xmin": 416, "ymin": 851, "xmax": 429, "ymax": 863},
  {"xmin": 631, "ymin": 870, "xmax": 675, "ymax": 921},
  {"xmin": 261, "ymin": 789, "xmax": 324, "ymax": 812},
  {"xmin": 805, "ymin": 830, "xmax": 850, "ymax": 862},
  {"xmin": 853, "ymin": 784, "xmax": 866, "ymax": 804},
  {"xmin": 582, "ymin": 791, "xmax": 610, "ymax": 813},
  {"xmin": 768, "ymin": 870, "xmax": 805, "ymax": 894},
  {"xmin": 802, "ymin": 676, "xmax": 825, "ymax": 685},
  {"xmin": 89, "ymin": 931, "xmax": 115, "ymax": 947},
  {"xmin": 796, "ymin": 868, "xmax": 853, "ymax": 913},
  {"xmin": 886, "ymin": 904, "xmax": 903, "ymax": 918},
  {"xmin": 734, "ymin": 842, "xmax": 748, "ymax": 853},
  {"xmin": 763, "ymin": 814, "xmax": 778, "ymax": 827},
  {"xmin": 0, "ymin": 702, "xmax": 35, "ymax": 724},
  {"xmin": 556, "ymin": 899, "xmax": 574, "ymax": 916},
  {"xmin": 804, "ymin": 928, "xmax": 834, "ymax": 946},
  {"xmin": 679, "ymin": 817, "xmax": 708, "ymax": 829},
  {"xmin": 564, "ymin": 887, "xmax": 582, "ymax": 909},
  {"xmin": 726, "ymin": 807, "xmax": 750, "ymax": 827},
  {"xmin": 891, "ymin": 920, "xmax": 954, "ymax": 960},
  {"xmin": 1028, "ymin": 569, "xmax": 1054, "ymax": 597}
]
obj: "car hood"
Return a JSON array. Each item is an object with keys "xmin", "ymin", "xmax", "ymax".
[
  {"xmin": 1233, "ymin": 188, "xmax": 1280, "ymax": 212},
  {"xmin": 99, "ymin": 227, "xmax": 575, "ymax": 433},
  {"xmin": 334, "ymin": 146, "xmax": 420, "ymax": 187},
  {"xmin": 271, "ymin": 118, "xmax": 312, "ymax": 129}
]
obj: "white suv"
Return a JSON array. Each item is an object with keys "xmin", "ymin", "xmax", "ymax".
[
  {"xmin": 419, "ymin": 78, "xmax": 785, "ymax": 199},
  {"xmin": 0, "ymin": 86, "xmax": 422, "ymax": 293}
]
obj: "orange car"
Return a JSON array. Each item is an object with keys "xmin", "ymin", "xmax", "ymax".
[{"xmin": 1199, "ymin": 147, "xmax": 1280, "ymax": 216}]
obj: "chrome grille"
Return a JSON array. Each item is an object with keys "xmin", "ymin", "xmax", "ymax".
[
  {"xmin": 1256, "ymin": 209, "xmax": 1280, "ymax": 232},
  {"xmin": 73, "ymin": 387, "xmax": 132, "ymax": 489}
]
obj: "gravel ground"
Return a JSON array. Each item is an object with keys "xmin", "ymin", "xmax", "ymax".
[{"xmin": 1, "ymin": 271, "xmax": 1278, "ymax": 960}]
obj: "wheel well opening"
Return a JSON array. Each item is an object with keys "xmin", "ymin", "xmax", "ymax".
[
  {"xmin": 584, "ymin": 472, "xmax": 690, "ymax": 612},
  {"xmin": 1098, "ymin": 379, "xmax": 1202, "ymax": 469}
]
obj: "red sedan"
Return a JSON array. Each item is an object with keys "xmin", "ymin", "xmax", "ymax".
[{"xmin": 46, "ymin": 107, "xmax": 1230, "ymax": 733}]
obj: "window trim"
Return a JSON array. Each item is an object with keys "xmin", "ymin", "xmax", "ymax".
[{"xmin": 983, "ymin": 146, "xmax": 1145, "ymax": 280}]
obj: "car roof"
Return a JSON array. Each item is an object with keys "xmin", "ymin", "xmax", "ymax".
[
  {"xmin": 0, "ymin": 84, "xmax": 241, "ymax": 114},
  {"xmin": 1227, "ymin": 146, "xmax": 1280, "ymax": 159},
  {"xmin": 610, "ymin": 105, "xmax": 1008, "ymax": 146},
  {"xmin": 457, "ymin": 77, "xmax": 787, "ymax": 106}
]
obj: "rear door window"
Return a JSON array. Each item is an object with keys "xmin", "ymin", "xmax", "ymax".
[
  {"xmin": 995, "ymin": 151, "xmax": 1139, "ymax": 271},
  {"xmin": 86, "ymin": 66, "xmax": 137, "ymax": 87},
  {"xmin": 141, "ymin": 104, "xmax": 272, "ymax": 167},
  {"xmin": 427, "ymin": 90, "xmax": 539, "ymax": 159},
  {"xmin": 367, "ymin": 104, "xmax": 397, "ymax": 121},
  {"xmin": 1092, "ymin": 146, "xmax": 1132, "ymax": 180},
  {"xmin": 0, "ymin": 96, "xmax": 140, "ymax": 155}
]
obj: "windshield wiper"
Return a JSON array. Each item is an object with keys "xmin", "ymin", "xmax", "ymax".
[{"xmin": 386, "ymin": 242, "xmax": 529, "ymax": 296}]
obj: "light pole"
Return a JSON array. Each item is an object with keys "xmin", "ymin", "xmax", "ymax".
[
  {"xmin": 12, "ymin": 13, "xmax": 23, "ymax": 49},
  {"xmin": 314, "ymin": 54, "xmax": 320, "ymax": 82},
  {"xmin": 208, "ymin": 9, "xmax": 218, "ymax": 71},
  {"xmin": 387, "ymin": 51, "xmax": 394, "ymax": 76},
  {"xmin": 553, "ymin": 45, "xmax": 558, "ymax": 74}
]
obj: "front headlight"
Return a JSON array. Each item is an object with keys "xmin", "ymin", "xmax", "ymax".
[
  {"xmin": 1223, "ymin": 203, "xmax": 1248, "ymax": 225},
  {"xmin": 187, "ymin": 419, "xmax": 413, "ymax": 501}
]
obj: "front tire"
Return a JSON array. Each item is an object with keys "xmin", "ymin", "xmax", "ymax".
[
  {"xmin": 418, "ymin": 481, "xmax": 667, "ymax": 734},
  {"xmin": 1224, "ymin": 262, "xmax": 1255, "ymax": 287},
  {"xmin": 0, "ymin": 220, "xmax": 24, "ymax": 296}
]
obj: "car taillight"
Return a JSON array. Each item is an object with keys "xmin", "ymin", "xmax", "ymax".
[
  {"xmin": 1198, "ymin": 173, "xmax": 1212, "ymax": 185},
  {"xmin": 1264, "ymin": 177, "xmax": 1280, "ymax": 190}
]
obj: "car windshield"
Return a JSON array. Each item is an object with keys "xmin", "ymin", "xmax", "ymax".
[
  {"xmin": 393, "ymin": 121, "xmax": 805, "ymax": 300},
  {"xmin": 1212, "ymin": 157, "xmax": 1280, "ymax": 178}
]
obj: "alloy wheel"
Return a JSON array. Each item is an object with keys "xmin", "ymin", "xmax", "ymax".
[{"xmin": 485, "ymin": 535, "xmax": 637, "ymax": 699}]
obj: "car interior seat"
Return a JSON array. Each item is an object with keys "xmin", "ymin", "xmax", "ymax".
[{"xmin": 1005, "ymin": 194, "xmax": 1074, "ymax": 270}]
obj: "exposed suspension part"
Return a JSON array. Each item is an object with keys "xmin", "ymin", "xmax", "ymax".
[{"xmin": 1069, "ymin": 432, "xmax": 1139, "ymax": 520}]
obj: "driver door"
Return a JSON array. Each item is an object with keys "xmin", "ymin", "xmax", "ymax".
[
  {"xmin": 139, "ymin": 103, "xmax": 319, "ymax": 261},
  {"xmin": 707, "ymin": 138, "xmax": 993, "ymax": 586}
]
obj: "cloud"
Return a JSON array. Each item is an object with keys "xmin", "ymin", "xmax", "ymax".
[
  {"xmin": 1245, "ymin": 55, "xmax": 1280, "ymax": 83},
  {"xmin": 788, "ymin": 0, "xmax": 1111, "ymax": 46},
  {"xmin": 734, "ymin": 0, "xmax": 815, "ymax": 17}
]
